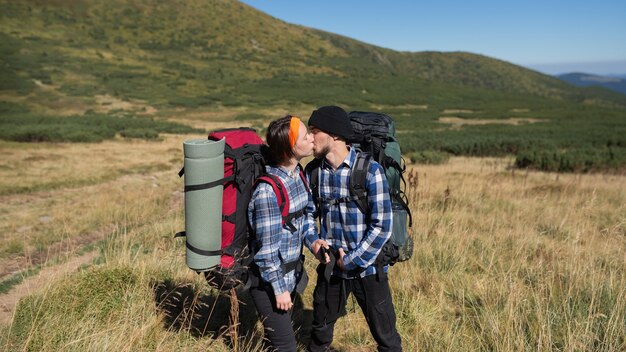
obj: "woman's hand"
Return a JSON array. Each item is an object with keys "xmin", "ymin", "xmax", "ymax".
[
  {"xmin": 337, "ymin": 248, "xmax": 346, "ymax": 272},
  {"xmin": 312, "ymin": 239, "xmax": 330, "ymax": 264},
  {"xmin": 275, "ymin": 291, "xmax": 293, "ymax": 311}
]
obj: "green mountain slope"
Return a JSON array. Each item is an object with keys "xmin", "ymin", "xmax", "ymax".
[
  {"xmin": 2, "ymin": 0, "xmax": 626, "ymax": 110},
  {"xmin": 1, "ymin": 0, "xmax": 625, "ymax": 172}
]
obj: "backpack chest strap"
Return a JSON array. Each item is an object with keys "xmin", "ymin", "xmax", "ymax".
[
  {"xmin": 317, "ymin": 194, "xmax": 366, "ymax": 206},
  {"xmin": 283, "ymin": 207, "xmax": 307, "ymax": 232}
]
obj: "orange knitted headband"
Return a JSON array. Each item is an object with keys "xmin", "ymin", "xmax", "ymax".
[{"xmin": 288, "ymin": 116, "xmax": 301, "ymax": 148}]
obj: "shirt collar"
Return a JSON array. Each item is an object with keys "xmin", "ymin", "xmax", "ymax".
[
  {"xmin": 267, "ymin": 164, "xmax": 301, "ymax": 178},
  {"xmin": 321, "ymin": 147, "xmax": 356, "ymax": 170}
]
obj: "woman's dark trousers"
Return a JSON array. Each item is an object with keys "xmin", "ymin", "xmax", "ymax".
[{"xmin": 250, "ymin": 285, "xmax": 298, "ymax": 352}]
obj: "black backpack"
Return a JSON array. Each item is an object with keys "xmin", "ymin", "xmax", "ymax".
[{"xmin": 306, "ymin": 111, "xmax": 413, "ymax": 268}]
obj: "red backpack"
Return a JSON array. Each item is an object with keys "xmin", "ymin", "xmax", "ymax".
[{"xmin": 178, "ymin": 128, "xmax": 308, "ymax": 291}]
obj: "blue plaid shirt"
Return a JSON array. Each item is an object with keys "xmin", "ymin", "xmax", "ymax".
[
  {"xmin": 304, "ymin": 148, "xmax": 393, "ymax": 279},
  {"xmin": 248, "ymin": 165, "xmax": 317, "ymax": 295}
]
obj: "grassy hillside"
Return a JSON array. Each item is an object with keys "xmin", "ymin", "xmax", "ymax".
[
  {"xmin": 2, "ymin": 0, "xmax": 626, "ymax": 109},
  {"xmin": 1, "ymin": 0, "xmax": 626, "ymax": 172}
]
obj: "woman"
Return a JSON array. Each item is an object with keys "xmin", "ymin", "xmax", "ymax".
[{"xmin": 248, "ymin": 115, "xmax": 316, "ymax": 351}]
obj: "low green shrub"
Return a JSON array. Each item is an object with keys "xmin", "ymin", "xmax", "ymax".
[
  {"xmin": 515, "ymin": 147, "xmax": 626, "ymax": 173},
  {"xmin": 120, "ymin": 128, "xmax": 159, "ymax": 140},
  {"xmin": 408, "ymin": 150, "xmax": 450, "ymax": 165},
  {"xmin": 234, "ymin": 112, "xmax": 266, "ymax": 121}
]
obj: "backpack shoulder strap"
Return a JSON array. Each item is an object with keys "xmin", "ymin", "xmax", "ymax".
[
  {"xmin": 254, "ymin": 174, "xmax": 289, "ymax": 221},
  {"xmin": 254, "ymin": 173, "xmax": 306, "ymax": 233},
  {"xmin": 305, "ymin": 158, "xmax": 322, "ymax": 202},
  {"xmin": 350, "ymin": 152, "xmax": 371, "ymax": 215},
  {"xmin": 305, "ymin": 156, "xmax": 371, "ymax": 215}
]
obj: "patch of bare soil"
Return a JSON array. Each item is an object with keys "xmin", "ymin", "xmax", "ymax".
[
  {"xmin": 168, "ymin": 117, "xmax": 249, "ymax": 131},
  {"xmin": 0, "ymin": 250, "xmax": 99, "ymax": 326},
  {"xmin": 438, "ymin": 116, "xmax": 546, "ymax": 127},
  {"xmin": 442, "ymin": 109, "xmax": 476, "ymax": 114},
  {"xmin": 94, "ymin": 94, "xmax": 157, "ymax": 115},
  {"xmin": 168, "ymin": 190, "xmax": 184, "ymax": 214},
  {"xmin": 26, "ymin": 82, "xmax": 158, "ymax": 116},
  {"xmin": 369, "ymin": 104, "xmax": 429, "ymax": 110}
]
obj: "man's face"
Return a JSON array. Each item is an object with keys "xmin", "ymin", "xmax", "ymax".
[{"xmin": 309, "ymin": 126, "xmax": 332, "ymax": 159}]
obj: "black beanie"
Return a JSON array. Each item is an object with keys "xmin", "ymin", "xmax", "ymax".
[{"xmin": 308, "ymin": 105, "xmax": 353, "ymax": 140}]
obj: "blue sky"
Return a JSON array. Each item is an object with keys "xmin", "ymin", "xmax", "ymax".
[{"xmin": 239, "ymin": 0, "xmax": 626, "ymax": 76}]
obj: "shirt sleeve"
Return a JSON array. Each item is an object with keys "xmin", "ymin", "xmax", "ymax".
[
  {"xmin": 248, "ymin": 183, "xmax": 288, "ymax": 295},
  {"xmin": 303, "ymin": 167, "xmax": 320, "ymax": 252},
  {"xmin": 303, "ymin": 190, "xmax": 319, "ymax": 251},
  {"xmin": 342, "ymin": 162, "xmax": 392, "ymax": 271}
]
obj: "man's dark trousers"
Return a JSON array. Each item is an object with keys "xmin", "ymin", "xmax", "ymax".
[{"xmin": 307, "ymin": 266, "xmax": 402, "ymax": 352}]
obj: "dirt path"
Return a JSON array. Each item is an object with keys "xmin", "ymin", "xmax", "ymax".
[
  {"xmin": 0, "ymin": 224, "xmax": 113, "ymax": 280},
  {"xmin": 0, "ymin": 250, "xmax": 99, "ymax": 326}
]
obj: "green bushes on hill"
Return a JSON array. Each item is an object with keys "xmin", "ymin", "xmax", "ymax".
[
  {"xmin": 408, "ymin": 150, "xmax": 450, "ymax": 165},
  {"xmin": 234, "ymin": 113, "xmax": 266, "ymax": 121},
  {"xmin": 515, "ymin": 147, "xmax": 626, "ymax": 173},
  {"xmin": 119, "ymin": 128, "xmax": 159, "ymax": 140},
  {"xmin": 0, "ymin": 104, "xmax": 202, "ymax": 143},
  {"xmin": 390, "ymin": 104, "xmax": 626, "ymax": 172}
]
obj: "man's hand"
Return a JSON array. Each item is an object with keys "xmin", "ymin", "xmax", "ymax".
[
  {"xmin": 275, "ymin": 291, "xmax": 292, "ymax": 311},
  {"xmin": 312, "ymin": 239, "xmax": 330, "ymax": 264},
  {"xmin": 337, "ymin": 248, "xmax": 347, "ymax": 272}
]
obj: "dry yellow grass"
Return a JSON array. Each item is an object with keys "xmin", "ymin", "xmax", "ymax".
[
  {"xmin": 384, "ymin": 158, "xmax": 626, "ymax": 351},
  {"xmin": 0, "ymin": 134, "xmax": 624, "ymax": 351},
  {"xmin": 0, "ymin": 135, "xmax": 197, "ymax": 272},
  {"xmin": 0, "ymin": 135, "xmax": 193, "ymax": 195}
]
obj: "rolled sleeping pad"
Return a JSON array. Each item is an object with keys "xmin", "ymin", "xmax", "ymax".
[{"xmin": 183, "ymin": 138, "xmax": 225, "ymax": 271}]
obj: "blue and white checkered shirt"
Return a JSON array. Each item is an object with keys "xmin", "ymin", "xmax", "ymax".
[
  {"xmin": 248, "ymin": 165, "xmax": 317, "ymax": 295},
  {"xmin": 304, "ymin": 148, "xmax": 393, "ymax": 279}
]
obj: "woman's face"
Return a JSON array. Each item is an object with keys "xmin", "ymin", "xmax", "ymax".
[{"xmin": 292, "ymin": 121, "xmax": 314, "ymax": 160}]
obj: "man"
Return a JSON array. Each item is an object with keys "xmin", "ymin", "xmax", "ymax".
[{"xmin": 304, "ymin": 105, "xmax": 402, "ymax": 352}]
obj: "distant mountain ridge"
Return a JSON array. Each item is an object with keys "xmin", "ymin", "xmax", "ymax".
[
  {"xmin": 1, "ymin": 0, "xmax": 626, "ymax": 109},
  {"xmin": 558, "ymin": 73, "xmax": 626, "ymax": 95}
]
